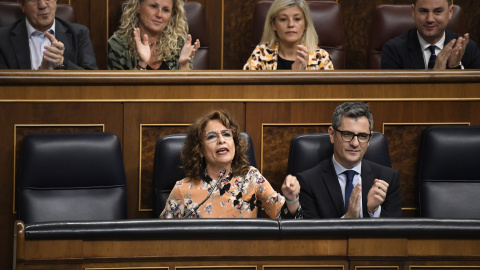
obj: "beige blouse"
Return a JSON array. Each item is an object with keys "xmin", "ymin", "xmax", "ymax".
[{"xmin": 160, "ymin": 166, "xmax": 289, "ymax": 219}]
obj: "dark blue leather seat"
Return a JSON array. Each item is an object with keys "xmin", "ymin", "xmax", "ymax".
[
  {"xmin": 18, "ymin": 132, "xmax": 127, "ymax": 223},
  {"xmin": 418, "ymin": 125, "xmax": 480, "ymax": 218}
]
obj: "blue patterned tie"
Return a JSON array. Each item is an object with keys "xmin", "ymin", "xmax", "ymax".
[
  {"xmin": 427, "ymin": 45, "xmax": 436, "ymax": 69},
  {"xmin": 344, "ymin": 170, "xmax": 356, "ymax": 214}
]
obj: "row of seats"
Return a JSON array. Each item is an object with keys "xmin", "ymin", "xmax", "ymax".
[
  {"xmin": 17, "ymin": 125, "xmax": 480, "ymax": 224},
  {"xmin": 0, "ymin": 1, "xmax": 466, "ymax": 69}
]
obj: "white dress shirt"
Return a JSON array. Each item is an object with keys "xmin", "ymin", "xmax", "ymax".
[
  {"xmin": 332, "ymin": 155, "xmax": 381, "ymax": 218},
  {"xmin": 26, "ymin": 19, "xmax": 55, "ymax": 70}
]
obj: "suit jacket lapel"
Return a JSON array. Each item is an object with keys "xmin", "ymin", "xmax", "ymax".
[
  {"xmin": 444, "ymin": 30, "xmax": 455, "ymax": 45},
  {"xmin": 361, "ymin": 161, "xmax": 374, "ymax": 218},
  {"xmin": 324, "ymin": 159, "xmax": 346, "ymax": 216},
  {"xmin": 11, "ymin": 19, "xmax": 32, "ymax": 69},
  {"xmin": 408, "ymin": 30, "xmax": 426, "ymax": 69},
  {"xmin": 54, "ymin": 19, "xmax": 73, "ymax": 60}
]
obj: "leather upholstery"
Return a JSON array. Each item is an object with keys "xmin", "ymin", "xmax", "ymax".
[
  {"xmin": 0, "ymin": 2, "xmax": 76, "ymax": 27},
  {"xmin": 249, "ymin": 0, "xmax": 345, "ymax": 69},
  {"xmin": 368, "ymin": 4, "xmax": 465, "ymax": 69},
  {"xmin": 152, "ymin": 132, "xmax": 257, "ymax": 217},
  {"xmin": 23, "ymin": 218, "xmax": 480, "ymax": 240},
  {"xmin": 418, "ymin": 125, "xmax": 480, "ymax": 218},
  {"xmin": 184, "ymin": 1, "xmax": 209, "ymax": 70},
  {"xmin": 18, "ymin": 132, "xmax": 127, "ymax": 223},
  {"xmin": 287, "ymin": 131, "xmax": 391, "ymax": 175}
]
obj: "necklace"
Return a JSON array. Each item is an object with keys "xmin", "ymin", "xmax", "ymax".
[{"xmin": 148, "ymin": 41, "xmax": 159, "ymax": 47}]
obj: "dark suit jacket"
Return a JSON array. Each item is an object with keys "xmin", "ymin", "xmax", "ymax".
[
  {"xmin": 0, "ymin": 17, "xmax": 97, "ymax": 70},
  {"xmin": 297, "ymin": 158, "xmax": 403, "ymax": 218},
  {"xmin": 381, "ymin": 28, "xmax": 480, "ymax": 69}
]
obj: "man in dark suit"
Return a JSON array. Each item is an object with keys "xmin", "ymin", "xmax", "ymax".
[
  {"xmin": 297, "ymin": 102, "xmax": 403, "ymax": 218},
  {"xmin": 381, "ymin": 0, "xmax": 480, "ymax": 69},
  {"xmin": 0, "ymin": 0, "xmax": 97, "ymax": 70}
]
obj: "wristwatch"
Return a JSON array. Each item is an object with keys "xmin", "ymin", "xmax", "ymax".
[{"xmin": 448, "ymin": 62, "xmax": 463, "ymax": 69}]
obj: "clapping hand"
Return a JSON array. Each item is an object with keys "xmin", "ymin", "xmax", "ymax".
[
  {"xmin": 133, "ymin": 28, "xmax": 151, "ymax": 68},
  {"xmin": 291, "ymin": 45, "xmax": 309, "ymax": 70},
  {"xmin": 179, "ymin": 34, "xmax": 200, "ymax": 70},
  {"xmin": 39, "ymin": 32, "xmax": 65, "ymax": 70}
]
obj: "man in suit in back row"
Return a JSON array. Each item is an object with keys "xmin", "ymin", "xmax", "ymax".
[
  {"xmin": 0, "ymin": 0, "xmax": 97, "ymax": 70},
  {"xmin": 296, "ymin": 102, "xmax": 403, "ymax": 218},
  {"xmin": 381, "ymin": 0, "xmax": 480, "ymax": 69}
]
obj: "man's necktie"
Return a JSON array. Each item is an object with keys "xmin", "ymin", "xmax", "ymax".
[
  {"xmin": 427, "ymin": 45, "xmax": 437, "ymax": 69},
  {"xmin": 344, "ymin": 170, "xmax": 356, "ymax": 214}
]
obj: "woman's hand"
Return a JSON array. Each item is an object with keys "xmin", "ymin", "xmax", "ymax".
[
  {"xmin": 291, "ymin": 45, "xmax": 309, "ymax": 70},
  {"xmin": 133, "ymin": 28, "xmax": 151, "ymax": 68},
  {"xmin": 282, "ymin": 175, "xmax": 301, "ymax": 215},
  {"xmin": 281, "ymin": 174, "xmax": 300, "ymax": 200},
  {"xmin": 179, "ymin": 34, "xmax": 200, "ymax": 70}
]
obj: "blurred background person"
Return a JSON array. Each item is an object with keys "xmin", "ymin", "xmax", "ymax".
[
  {"xmin": 160, "ymin": 110, "xmax": 302, "ymax": 219},
  {"xmin": 0, "ymin": 0, "xmax": 97, "ymax": 70},
  {"xmin": 108, "ymin": 0, "xmax": 199, "ymax": 70},
  {"xmin": 244, "ymin": 0, "xmax": 333, "ymax": 70},
  {"xmin": 382, "ymin": 0, "xmax": 480, "ymax": 70}
]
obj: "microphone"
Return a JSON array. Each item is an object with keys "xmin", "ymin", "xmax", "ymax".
[{"xmin": 184, "ymin": 168, "xmax": 226, "ymax": 218}]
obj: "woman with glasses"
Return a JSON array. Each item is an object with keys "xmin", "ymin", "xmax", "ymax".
[{"xmin": 160, "ymin": 110, "xmax": 302, "ymax": 219}]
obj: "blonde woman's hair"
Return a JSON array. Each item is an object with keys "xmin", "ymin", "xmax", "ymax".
[
  {"xmin": 260, "ymin": 0, "xmax": 318, "ymax": 51},
  {"xmin": 115, "ymin": 0, "xmax": 188, "ymax": 61}
]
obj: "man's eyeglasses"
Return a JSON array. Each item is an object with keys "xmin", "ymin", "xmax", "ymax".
[
  {"xmin": 204, "ymin": 129, "xmax": 235, "ymax": 144},
  {"xmin": 334, "ymin": 128, "xmax": 372, "ymax": 143},
  {"xmin": 26, "ymin": 0, "xmax": 55, "ymax": 5}
]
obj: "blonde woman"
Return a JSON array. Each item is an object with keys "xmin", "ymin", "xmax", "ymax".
[
  {"xmin": 108, "ymin": 0, "xmax": 200, "ymax": 70},
  {"xmin": 244, "ymin": 0, "xmax": 333, "ymax": 70}
]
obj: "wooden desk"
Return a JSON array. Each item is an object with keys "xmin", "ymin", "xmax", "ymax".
[
  {"xmin": 13, "ymin": 219, "xmax": 480, "ymax": 270},
  {"xmin": 3, "ymin": 70, "xmax": 480, "ymax": 268}
]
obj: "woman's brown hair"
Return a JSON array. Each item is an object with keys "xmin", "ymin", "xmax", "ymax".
[{"xmin": 181, "ymin": 110, "xmax": 250, "ymax": 181}]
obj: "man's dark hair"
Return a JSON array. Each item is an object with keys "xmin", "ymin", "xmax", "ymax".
[
  {"xmin": 413, "ymin": 0, "xmax": 452, "ymax": 5},
  {"xmin": 331, "ymin": 102, "xmax": 373, "ymax": 131}
]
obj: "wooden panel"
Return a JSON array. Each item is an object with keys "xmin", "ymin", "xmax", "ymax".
[
  {"xmin": 140, "ymin": 125, "xmax": 190, "ymax": 210},
  {"xmin": 338, "ymin": 0, "xmax": 412, "ymax": 69},
  {"xmin": 350, "ymin": 265, "xmax": 400, "ymax": 270},
  {"xmin": 246, "ymin": 102, "xmax": 341, "ymax": 174},
  {"xmin": 409, "ymin": 266, "xmax": 480, "ymax": 270},
  {"xmin": 456, "ymin": 0, "xmax": 480, "ymax": 54},
  {"xmin": 262, "ymin": 125, "xmax": 330, "ymax": 192},
  {"xmin": 265, "ymin": 266, "xmax": 345, "ymax": 270},
  {"xmin": 24, "ymin": 240, "xmax": 83, "ymax": 260},
  {"xmin": 408, "ymin": 240, "xmax": 480, "ymax": 257},
  {"xmin": 204, "ymin": 0, "xmax": 223, "ymax": 69},
  {"xmin": 349, "ymin": 238, "xmax": 408, "ymax": 257},
  {"xmin": 14, "ymin": 229, "xmax": 480, "ymax": 269},
  {"xmin": 83, "ymin": 239, "xmax": 347, "ymax": 257},
  {"xmin": 224, "ymin": 0, "xmax": 257, "ymax": 70}
]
